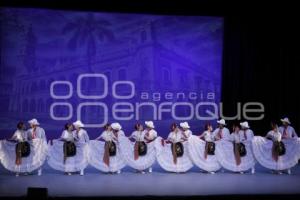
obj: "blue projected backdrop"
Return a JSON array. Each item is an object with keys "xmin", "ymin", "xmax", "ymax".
[{"xmin": 0, "ymin": 8, "xmax": 223, "ymax": 139}]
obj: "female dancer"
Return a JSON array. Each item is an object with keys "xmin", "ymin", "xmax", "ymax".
[
  {"xmin": 155, "ymin": 122, "xmax": 193, "ymax": 173},
  {"xmin": 187, "ymin": 123, "xmax": 221, "ymax": 174},
  {"xmin": 0, "ymin": 119, "xmax": 47, "ymax": 176},
  {"xmin": 119, "ymin": 122, "xmax": 157, "ymax": 173},
  {"xmin": 252, "ymin": 121, "xmax": 300, "ymax": 174},
  {"xmin": 215, "ymin": 122, "xmax": 256, "ymax": 174},
  {"xmin": 88, "ymin": 123, "xmax": 126, "ymax": 174},
  {"xmin": 47, "ymin": 121, "xmax": 89, "ymax": 175}
]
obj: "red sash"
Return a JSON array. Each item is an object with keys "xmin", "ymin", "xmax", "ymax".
[
  {"xmin": 283, "ymin": 128, "xmax": 288, "ymax": 138},
  {"xmin": 171, "ymin": 142, "xmax": 177, "ymax": 164},
  {"xmin": 244, "ymin": 130, "xmax": 247, "ymax": 140},
  {"xmin": 32, "ymin": 128, "xmax": 36, "ymax": 139},
  {"xmin": 103, "ymin": 142, "xmax": 110, "ymax": 166},
  {"xmin": 218, "ymin": 129, "xmax": 223, "ymax": 139}
]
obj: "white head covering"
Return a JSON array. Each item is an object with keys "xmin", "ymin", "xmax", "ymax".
[
  {"xmin": 281, "ymin": 117, "xmax": 291, "ymax": 124},
  {"xmin": 180, "ymin": 122, "xmax": 190, "ymax": 129},
  {"xmin": 240, "ymin": 121, "xmax": 250, "ymax": 129},
  {"xmin": 145, "ymin": 121, "xmax": 155, "ymax": 129},
  {"xmin": 28, "ymin": 118, "xmax": 40, "ymax": 126},
  {"xmin": 73, "ymin": 120, "xmax": 84, "ymax": 128},
  {"xmin": 111, "ymin": 122, "xmax": 122, "ymax": 130},
  {"xmin": 217, "ymin": 119, "xmax": 226, "ymax": 126}
]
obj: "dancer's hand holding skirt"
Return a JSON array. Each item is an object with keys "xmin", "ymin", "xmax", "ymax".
[
  {"xmin": 47, "ymin": 139, "xmax": 89, "ymax": 172},
  {"xmin": 252, "ymin": 136, "xmax": 300, "ymax": 170},
  {"xmin": 0, "ymin": 139, "xmax": 47, "ymax": 173},
  {"xmin": 154, "ymin": 136, "xmax": 193, "ymax": 173},
  {"xmin": 118, "ymin": 136, "xmax": 156, "ymax": 171},
  {"xmin": 187, "ymin": 135, "xmax": 221, "ymax": 172},
  {"xmin": 215, "ymin": 140, "xmax": 256, "ymax": 172},
  {"xmin": 88, "ymin": 140, "xmax": 126, "ymax": 173}
]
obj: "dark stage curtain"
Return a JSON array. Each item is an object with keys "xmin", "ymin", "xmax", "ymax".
[{"xmin": 222, "ymin": 15, "xmax": 300, "ymax": 135}]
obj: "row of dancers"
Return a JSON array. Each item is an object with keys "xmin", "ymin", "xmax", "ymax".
[{"xmin": 0, "ymin": 118, "xmax": 299, "ymax": 176}]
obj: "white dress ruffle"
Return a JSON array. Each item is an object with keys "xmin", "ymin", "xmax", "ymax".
[
  {"xmin": 118, "ymin": 136, "xmax": 156, "ymax": 170},
  {"xmin": 187, "ymin": 135, "xmax": 221, "ymax": 172},
  {"xmin": 252, "ymin": 136, "xmax": 300, "ymax": 170},
  {"xmin": 47, "ymin": 140, "xmax": 89, "ymax": 172},
  {"xmin": 88, "ymin": 140, "xmax": 126, "ymax": 172},
  {"xmin": 215, "ymin": 140, "xmax": 256, "ymax": 172},
  {"xmin": 0, "ymin": 139, "xmax": 47, "ymax": 173},
  {"xmin": 154, "ymin": 136, "xmax": 193, "ymax": 173}
]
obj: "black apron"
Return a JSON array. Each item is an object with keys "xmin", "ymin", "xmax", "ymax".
[
  {"xmin": 274, "ymin": 141, "xmax": 286, "ymax": 156},
  {"xmin": 171, "ymin": 142, "xmax": 184, "ymax": 157},
  {"xmin": 107, "ymin": 141, "xmax": 117, "ymax": 156},
  {"xmin": 16, "ymin": 141, "xmax": 30, "ymax": 157},
  {"xmin": 63, "ymin": 141, "xmax": 76, "ymax": 157},
  {"xmin": 206, "ymin": 142, "xmax": 215, "ymax": 155},
  {"xmin": 235, "ymin": 143, "xmax": 247, "ymax": 157},
  {"xmin": 137, "ymin": 141, "xmax": 147, "ymax": 156}
]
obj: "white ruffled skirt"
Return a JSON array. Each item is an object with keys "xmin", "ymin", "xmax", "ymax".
[
  {"xmin": 215, "ymin": 140, "xmax": 256, "ymax": 172},
  {"xmin": 154, "ymin": 137, "xmax": 193, "ymax": 173},
  {"xmin": 187, "ymin": 135, "xmax": 221, "ymax": 172},
  {"xmin": 0, "ymin": 139, "xmax": 47, "ymax": 173},
  {"xmin": 47, "ymin": 140, "xmax": 89, "ymax": 172},
  {"xmin": 88, "ymin": 140, "xmax": 126, "ymax": 172},
  {"xmin": 252, "ymin": 136, "xmax": 300, "ymax": 170},
  {"xmin": 118, "ymin": 136, "xmax": 156, "ymax": 171}
]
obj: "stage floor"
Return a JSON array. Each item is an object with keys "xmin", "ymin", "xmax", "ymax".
[{"xmin": 1, "ymin": 163, "xmax": 300, "ymax": 197}]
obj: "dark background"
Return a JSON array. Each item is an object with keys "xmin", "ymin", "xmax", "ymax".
[{"xmin": 1, "ymin": 0, "xmax": 299, "ymax": 135}]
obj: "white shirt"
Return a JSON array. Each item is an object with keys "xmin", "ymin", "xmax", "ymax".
[
  {"xmin": 168, "ymin": 129, "xmax": 191, "ymax": 143},
  {"xmin": 279, "ymin": 126, "xmax": 298, "ymax": 138},
  {"xmin": 130, "ymin": 130, "xmax": 146, "ymax": 142},
  {"xmin": 11, "ymin": 130, "xmax": 27, "ymax": 142},
  {"xmin": 212, "ymin": 127, "xmax": 231, "ymax": 141},
  {"xmin": 100, "ymin": 130, "xmax": 124, "ymax": 142},
  {"xmin": 143, "ymin": 129, "xmax": 158, "ymax": 141},
  {"xmin": 73, "ymin": 129, "xmax": 89, "ymax": 143},
  {"xmin": 61, "ymin": 130, "xmax": 76, "ymax": 142},
  {"xmin": 202, "ymin": 131, "xmax": 214, "ymax": 142},
  {"xmin": 231, "ymin": 131, "xmax": 243, "ymax": 143},
  {"xmin": 266, "ymin": 130, "xmax": 282, "ymax": 142},
  {"xmin": 239, "ymin": 129, "xmax": 254, "ymax": 141},
  {"xmin": 27, "ymin": 127, "xmax": 46, "ymax": 141}
]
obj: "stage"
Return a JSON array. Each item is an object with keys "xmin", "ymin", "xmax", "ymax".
[{"xmin": 1, "ymin": 163, "xmax": 300, "ymax": 198}]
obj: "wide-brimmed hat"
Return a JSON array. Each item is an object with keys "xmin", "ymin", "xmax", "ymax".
[
  {"xmin": 281, "ymin": 117, "xmax": 291, "ymax": 124},
  {"xmin": 28, "ymin": 118, "xmax": 40, "ymax": 126},
  {"xmin": 73, "ymin": 120, "xmax": 84, "ymax": 128},
  {"xmin": 217, "ymin": 119, "xmax": 226, "ymax": 125},
  {"xmin": 240, "ymin": 121, "xmax": 250, "ymax": 129},
  {"xmin": 180, "ymin": 122, "xmax": 190, "ymax": 129},
  {"xmin": 145, "ymin": 121, "xmax": 155, "ymax": 129},
  {"xmin": 111, "ymin": 122, "xmax": 122, "ymax": 130}
]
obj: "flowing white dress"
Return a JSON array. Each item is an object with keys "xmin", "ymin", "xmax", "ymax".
[
  {"xmin": 215, "ymin": 129, "xmax": 256, "ymax": 172},
  {"xmin": 252, "ymin": 130, "xmax": 300, "ymax": 170},
  {"xmin": 187, "ymin": 131, "xmax": 221, "ymax": 172},
  {"xmin": 88, "ymin": 130, "xmax": 126, "ymax": 172},
  {"xmin": 155, "ymin": 130, "xmax": 193, "ymax": 172},
  {"xmin": 47, "ymin": 130, "xmax": 89, "ymax": 172},
  {"xmin": 0, "ymin": 128, "xmax": 47, "ymax": 173},
  {"xmin": 119, "ymin": 129, "xmax": 157, "ymax": 171}
]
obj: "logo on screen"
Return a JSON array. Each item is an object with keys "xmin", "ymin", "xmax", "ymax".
[{"xmin": 50, "ymin": 73, "xmax": 264, "ymax": 127}]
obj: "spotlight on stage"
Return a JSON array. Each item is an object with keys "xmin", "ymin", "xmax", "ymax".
[{"xmin": 27, "ymin": 187, "xmax": 48, "ymax": 200}]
